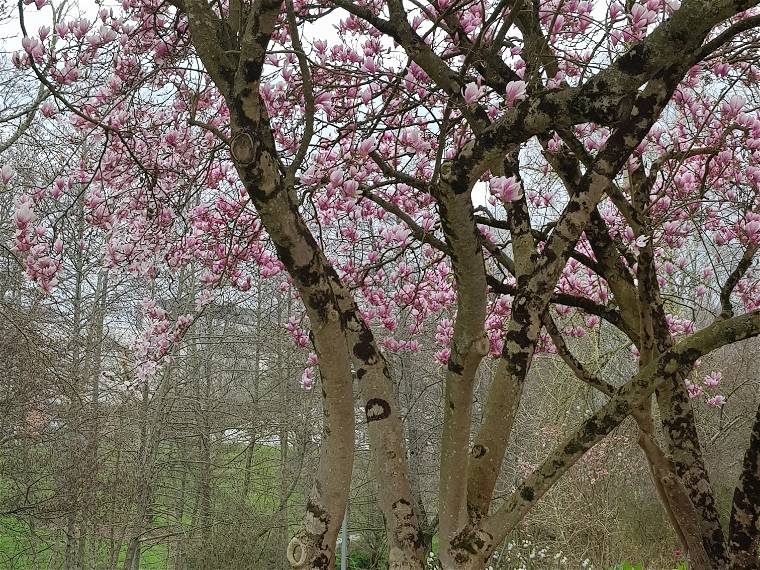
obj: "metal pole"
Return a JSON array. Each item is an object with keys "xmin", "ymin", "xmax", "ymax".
[{"xmin": 340, "ymin": 508, "xmax": 349, "ymax": 570}]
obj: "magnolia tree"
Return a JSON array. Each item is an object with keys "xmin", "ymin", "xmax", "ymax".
[{"xmin": 6, "ymin": 0, "xmax": 760, "ymax": 568}]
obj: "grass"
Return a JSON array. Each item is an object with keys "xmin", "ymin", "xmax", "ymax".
[
  {"xmin": 0, "ymin": 516, "xmax": 170, "ymax": 569},
  {"xmin": 0, "ymin": 442, "xmax": 304, "ymax": 569}
]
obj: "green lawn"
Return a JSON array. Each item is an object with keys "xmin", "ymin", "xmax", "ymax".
[
  {"xmin": 0, "ymin": 443, "xmax": 301, "ymax": 569},
  {"xmin": 0, "ymin": 516, "xmax": 170, "ymax": 569}
]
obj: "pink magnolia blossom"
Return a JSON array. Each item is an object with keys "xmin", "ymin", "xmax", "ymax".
[
  {"xmin": 741, "ymin": 215, "xmax": 760, "ymax": 244},
  {"xmin": 721, "ymin": 94, "xmax": 745, "ymax": 118},
  {"xmin": 489, "ymin": 176, "xmax": 523, "ymax": 203},
  {"xmin": 21, "ymin": 37, "xmax": 44, "ymax": 61},
  {"xmin": 13, "ymin": 198, "xmax": 35, "ymax": 229},
  {"xmin": 707, "ymin": 395, "xmax": 727, "ymax": 407},
  {"xmin": 505, "ymin": 80, "xmax": 527, "ymax": 108},
  {"xmin": 40, "ymin": 100, "xmax": 56, "ymax": 117},
  {"xmin": 0, "ymin": 164, "xmax": 14, "ymax": 184},
  {"xmin": 462, "ymin": 82, "xmax": 485, "ymax": 106},
  {"xmin": 703, "ymin": 371, "xmax": 722, "ymax": 389},
  {"xmin": 434, "ymin": 348, "xmax": 451, "ymax": 365},
  {"xmin": 357, "ymin": 136, "xmax": 375, "ymax": 156},
  {"xmin": 300, "ymin": 367, "xmax": 315, "ymax": 390},
  {"xmin": 685, "ymin": 380, "xmax": 703, "ymax": 399}
]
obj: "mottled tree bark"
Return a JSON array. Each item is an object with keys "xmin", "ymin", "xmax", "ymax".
[
  {"xmin": 433, "ymin": 173, "xmax": 489, "ymax": 567},
  {"xmin": 178, "ymin": 2, "xmax": 424, "ymax": 567},
  {"xmin": 728, "ymin": 401, "xmax": 760, "ymax": 570},
  {"xmin": 628, "ymin": 157, "xmax": 726, "ymax": 566}
]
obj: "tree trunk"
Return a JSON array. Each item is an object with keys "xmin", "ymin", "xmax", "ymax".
[
  {"xmin": 173, "ymin": 440, "xmax": 189, "ymax": 570},
  {"xmin": 80, "ymin": 269, "xmax": 108, "ymax": 569},
  {"xmin": 278, "ymin": 294, "xmax": 291, "ymax": 570},
  {"xmin": 64, "ymin": 197, "xmax": 87, "ymax": 570},
  {"xmin": 727, "ymin": 400, "xmax": 760, "ymax": 569},
  {"xmin": 243, "ymin": 287, "xmax": 261, "ymax": 500},
  {"xmin": 197, "ymin": 340, "xmax": 213, "ymax": 570},
  {"xmin": 657, "ymin": 379, "xmax": 727, "ymax": 565},
  {"xmin": 121, "ymin": 372, "xmax": 153, "ymax": 570}
]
